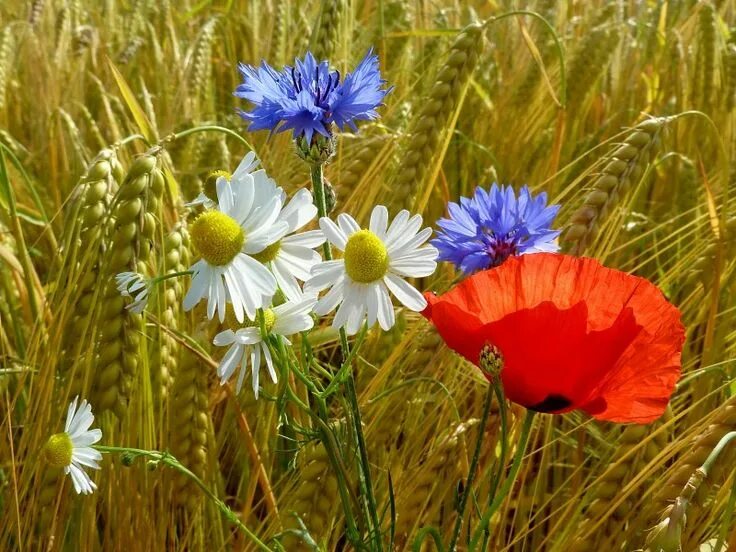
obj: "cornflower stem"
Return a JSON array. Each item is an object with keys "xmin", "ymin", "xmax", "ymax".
[
  {"xmin": 469, "ymin": 410, "xmax": 536, "ymax": 550},
  {"xmin": 309, "ymin": 160, "xmax": 383, "ymax": 550},
  {"xmin": 94, "ymin": 445, "xmax": 271, "ymax": 551},
  {"xmin": 447, "ymin": 380, "xmax": 494, "ymax": 551}
]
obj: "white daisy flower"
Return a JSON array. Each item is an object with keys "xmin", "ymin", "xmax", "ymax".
[
  {"xmin": 186, "ymin": 151, "xmax": 260, "ymax": 208},
  {"xmin": 213, "ymin": 296, "xmax": 317, "ymax": 398},
  {"xmin": 183, "ymin": 169, "xmax": 289, "ymax": 323},
  {"xmin": 251, "ymin": 187, "xmax": 325, "ymax": 302},
  {"xmin": 305, "ymin": 205, "xmax": 438, "ymax": 335},
  {"xmin": 115, "ymin": 271, "xmax": 150, "ymax": 314},
  {"xmin": 44, "ymin": 397, "xmax": 103, "ymax": 495}
]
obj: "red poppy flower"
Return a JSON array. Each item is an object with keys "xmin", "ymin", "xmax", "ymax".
[{"xmin": 423, "ymin": 253, "xmax": 685, "ymax": 423}]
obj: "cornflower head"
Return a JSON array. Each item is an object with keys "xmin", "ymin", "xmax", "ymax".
[
  {"xmin": 235, "ymin": 49, "xmax": 390, "ymax": 160},
  {"xmin": 432, "ymin": 184, "xmax": 560, "ymax": 275}
]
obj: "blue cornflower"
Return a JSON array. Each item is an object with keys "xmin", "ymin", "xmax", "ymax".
[
  {"xmin": 235, "ymin": 49, "xmax": 390, "ymax": 143},
  {"xmin": 431, "ymin": 184, "xmax": 561, "ymax": 275}
]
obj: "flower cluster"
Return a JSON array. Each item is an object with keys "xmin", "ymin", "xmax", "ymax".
[
  {"xmin": 77, "ymin": 48, "xmax": 683, "ymax": 516},
  {"xmin": 432, "ymin": 184, "xmax": 560, "ymax": 274},
  {"xmin": 167, "ymin": 152, "xmax": 435, "ymax": 398},
  {"xmin": 235, "ymin": 49, "xmax": 390, "ymax": 142}
]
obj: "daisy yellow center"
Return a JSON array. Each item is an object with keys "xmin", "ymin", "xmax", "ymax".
[
  {"xmin": 244, "ymin": 308, "xmax": 276, "ymax": 332},
  {"xmin": 191, "ymin": 211, "xmax": 244, "ymax": 266},
  {"xmin": 204, "ymin": 170, "xmax": 231, "ymax": 202},
  {"xmin": 251, "ymin": 240, "xmax": 282, "ymax": 264},
  {"xmin": 344, "ymin": 229, "xmax": 388, "ymax": 283},
  {"xmin": 44, "ymin": 432, "xmax": 73, "ymax": 468}
]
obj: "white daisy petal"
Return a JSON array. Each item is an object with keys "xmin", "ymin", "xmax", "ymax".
[
  {"xmin": 216, "ymin": 176, "xmax": 234, "ymax": 214},
  {"xmin": 369, "ymin": 205, "xmax": 389, "ymax": 239},
  {"xmin": 235, "ymin": 348, "xmax": 250, "ymax": 393},
  {"xmin": 384, "ymin": 272, "xmax": 427, "ymax": 312},
  {"xmin": 272, "ymin": 258, "xmax": 304, "ymax": 302},
  {"xmin": 337, "ymin": 213, "xmax": 361, "ymax": 237},
  {"xmin": 251, "ymin": 346, "xmax": 261, "ymax": 398},
  {"xmin": 319, "ymin": 217, "xmax": 348, "ymax": 250},
  {"xmin": 387, "ymin": 226, "xmax": 434, "ymax": 256},
  {"xmin": 376, "ymin": 281, "xmax": 395, "ymax": 331},
  {"xmin": 282, "ymin": 229, "xmax": 325, "ymax": 249},
  {"xmin": 315, "ymin": 277, "xmax": 345, "ymax": 315},
  {"xmin": 213, "ymin": 329, "xmax": 237, "ymax": 346},
  {"xmin": 261, "ymin": 342, "xmax": 278, "ymax": 384},
  {"xmin": 218, "ymin": 343, "xmax": 245, "ymax": 384}
]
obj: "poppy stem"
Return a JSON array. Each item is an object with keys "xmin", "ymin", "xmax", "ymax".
[
  {"xmin": 447, "ymin": 380, "xmax": 495, "ymax": 551},
  {"xmin": 308, "ymin": 160, "xmax": 383, "ymax": 551},
  {"xmin": 468, "ymin": 409, "xmax": 536, "ymax": 550}
]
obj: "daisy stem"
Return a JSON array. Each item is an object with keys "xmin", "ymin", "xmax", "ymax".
[
  {"xmin": 94, "ymin": 445, "xmax": 271, "ymax": 551},
  {"xmin": 276, "ymin": 336, "xmax": 364, "ymax": 547},
  {"xmin": 468, "ymin": 410, "xmax": 536, "ymax": 551},
  {"xmin": 309, "ymin": 161, "xmax": 383, "ymax": 550},
  {"xmin": 447, "ymin": 380, "xmax": 494, "ymax": 552}
]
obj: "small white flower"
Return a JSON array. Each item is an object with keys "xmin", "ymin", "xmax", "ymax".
[
  {"xmin": 213, "ymin": 296, "xmax": 317, "ymax": 398},
  {"xmin": 252, "ymin": 187, "xmax": 325, "ymax": 302},
  {"xmin": 306, "ymin": 205, "xmax": 438, "ymax": 335},
  {"xmin": 183, "ymin": 167, "xmax": 289, "ymax": 323},
  {"xmin": 186, "ymin": 151, "xmax": 260, "ymax": 208},
  {"xmin": 115, "ymin": 272, "xmax": 149, "ymax": 314},
  {"xmin": 44, "ymin": 397, "xmax": 103, "ymax": 495}
]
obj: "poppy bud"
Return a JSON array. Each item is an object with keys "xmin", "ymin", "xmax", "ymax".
[{"xmin": 479, "ymin": 344, "xmax": 504, "ymax": 379}]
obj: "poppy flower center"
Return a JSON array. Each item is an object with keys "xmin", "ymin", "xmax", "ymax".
[
  {"xmin": 251, "ymin": 240, "xmax": 282, "ymax": 264},
  {"xmin": 344, "ymin": 229, "xmax": 389, "ymax": 283},
  {"xmin": 44, "ymin": 432, "xmax": 73, "ymax": 468},
  {"xmin": 203, "ymin": 170, "xmax": 232, "ymax": 202},
  {"xmin": 191, "ymin": 211, "xmax": 245, "ymax": 266}
]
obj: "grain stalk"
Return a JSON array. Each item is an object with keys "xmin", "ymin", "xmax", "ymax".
[
  {"xmin": 92, "ymin": 149, "xmax": 164, "ymax": 418},
  {"xmin": 563, "ymin": 118, "xmax": 667, "ymax": 255}
]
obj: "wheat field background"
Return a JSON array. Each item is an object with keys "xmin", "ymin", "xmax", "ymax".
[{"xmin": 0, "ymin": 0, "xmax": 735, "ymax": 550}]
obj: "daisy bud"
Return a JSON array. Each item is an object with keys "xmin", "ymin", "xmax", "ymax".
[
  {"xmin": 203, "ymin": 169, "xmax": 231, "ymax": 204},
  {"xmin": 479, "ymin": 344, "xmax": 504, "ymax": 379},
  {"xmin": 120, "ymin": 452, "xmax": 136, "ymax": 466}
]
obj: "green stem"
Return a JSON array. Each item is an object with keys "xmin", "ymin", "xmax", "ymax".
[
  {"xmin": 95, "ymin": 445, "xmax": 271, "ymax": 551},
  {"xmin": 469, "ymin": 410, "xmax": 535, "ymax": 550},
  {"xmin": 276, "ymin": 337, "xmax": 363, "ymax": 547},
  {"xmin": 481, "ymin": 381, "xmax": 508, "ymax": 550},
  {"xmin": 308, "ymin": 160, "xmax": 382, "ymax": 550},
  {"xmin": 447, "ymin": 381, "xmax": 494, "ymax": 551},
  {"xmin": 167, "ymin": 125, "xmax": 255, "ymax": 151},
  {"xmin": 413, "ymin": 526, "xmax": 445, "ymax": 552}
]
